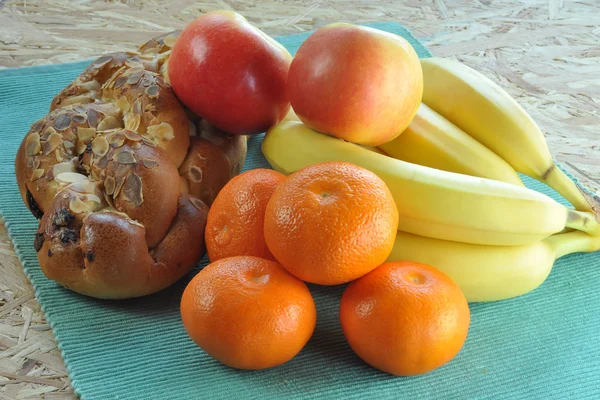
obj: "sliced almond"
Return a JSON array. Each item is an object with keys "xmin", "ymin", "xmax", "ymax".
[
  {"xmin": 61, "ymin": 95, "xmax": 93, "ymax": 107},
  {"xmin": 127, "ymin": 69, "xmax": 145, "ymax": 85},
  {"xmin": 123, "ymin": 130, "xmax": 142, "ymax": 142},
  {"xmin": 162, "ymin": 33, "xmax": 178, "ymax": 48},
  {"xmin": 112, "ymin": 166, "xmax": 130, "ymax": 198},
  {"xmin": 115, "ymin": 96, "xmax": 131, "ymax": 113},
  {"xmin": 114, "ymin": 176, "xmax": 126, "ymax": 198},
  {"xmin": 53, "ymin": 113, "xmax": 72, "ymax": 131},
  {"xmin": 140, "ymin": 44, "xmax": 159, "ymax": 54},
  {"xmin": 83, "ymin": 193, "xmax": 103, "ymax": 206},
  {"xmin": 79, "ymin": 79, "xmax": 102, "ymax": 92},
  {"xmin": 141, "ymin": 136, "xmax": 156, "ymax": 147},
  {"xmin": 52, "ymin": 161, "xmax": 74, "ymax": 177},
  {"xmin": 155, "ymin": 76, "xmax": 168, "ymax": 88},
  {"xmin": 132, "ymin": 99, "xmax": 143, "ymax": 116},
  {"xmin": 55, "ymin": 149, "xmax": 63, "ymax": 162},
  {"xmin": 40, "ymin": 127, "xmax": 52, "ymax": 140},
  {"xmin": 113, "ymin": 151, "xmax": 136, "ymax": 164},
  {"xmin": 91, "ymin": 136, "xmax": 110, "ymax": 157},
  {"xmin": 189, "ymin": 166, "xmax": 203, "ymax": 183},
  {"xmin": 103, "ymin": 191, "xmax": 115, "ymax": 209},
  {"xmin": 113, "ymin": 76, "xmax": 128, "ymax": 89},
  {"xmin": 142, "ymin": 158, "xmax": 158, "ymax": 169},
  {"xmin": 108, "ymin": 132, "xmax": 126, "ymax": 148},
  {"xmin": 140, "ymin": 75, "xmax": 153, "ymax": 87},
  {"xmin": 124, "ymin": 114, "xmax": 141, "ymax": 131},
  {"xmin": 26, "ymin": 132, "xmax": 41, "ymax": 156},
  {"xmin": 76, "ymin": 127, "xmax": 96, "ymax": 143},
  {"xmin": 76, "ymin": 140, "xmax": 88, "ymax": 155},
  {"xmin": 30, "ymin": 168, "xmax": 44, "ymax": 181},
  {"xmin": 87, "ymin": 108, "xmax": 99, "ymax": 128},
  {"xmin": 43, "ymin": 132, "xmax": 63, "ymax": 155},
  {"xmin": 71, "ymin": 113, "xmax": 88, "ymax": 124},
  {"xmin": 31, "ymin": 119, "xmax": 45, "ymax": 132},
  {"xmin": 55, "ymin": 172, "xmax": 87, "ymax": 184},
  {"xmin": 47, "ymin": 130, "xmax": 63, "ymax": 144},
  {"xmin": 96, "ymin": 154, "xmax": 109, "ymax": 169},
  {"xmin": 159, "ymin": 51, "xmax": 170, "ymax": 62},
  {"xmin": 93, "ymin": 55, "xmax": 113, "ymax": 68},
  {"xmin": 125, "ymin": 58, "xmax": 144, "ymax": 70},
  {"xmin": 69, "ymin": 196, "xmax": 90, "ymax": 214},
  {"xmin": 122, "ymin": 173, "xmax": 143, "ymax": 207},
  {"xmin": 104, "ymin": 176, "xmax": 116, "ymax": 195},
  {"xmin": 95, "ymin": 163, "xmax": 106, "ymax": 179},
  {"xmin": 97, "ymin": 116, "xmax": 122, "ymax": 132},
  {"xmin": 147, "ymin": 122, "xmax": 174, "ymax": 141},
  {"xmin": 69, "ymin": 180, "xmax": 96, "ymax": 194},
  {"xmin": 145, "ymin": 85, "xmax": 160, "ymax": 98},
  {"xmin": 27, "ymin": 157, "xmax": 41, "ymax": 170}
]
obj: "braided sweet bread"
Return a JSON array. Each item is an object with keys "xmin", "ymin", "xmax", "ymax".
[{"xmin": 14, "ymin": 32, "xmax": 247, "ymax": 299}]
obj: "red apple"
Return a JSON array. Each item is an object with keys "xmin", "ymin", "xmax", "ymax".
[
  {"xmin": 169, "ymin": 11, "xmax": 292, "ymax": 135},
  {"xmin": 287, "ymin": 23, "xmax": 423, "ymax": 146}
]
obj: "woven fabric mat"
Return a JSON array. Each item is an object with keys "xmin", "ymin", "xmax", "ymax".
[{"xmin": 1, "ymin": 22, "xmax": 599, "ymax": 400}]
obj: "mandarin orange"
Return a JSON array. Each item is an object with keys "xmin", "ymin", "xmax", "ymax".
[
  {"xmin": 205, "ymin": 169, "xmax": 285, "ymax": 261},
  {"xmin": 339, "ymin": 261, "xmax": 470, "ymax": 376},
  {"xmin": 264, "ymin": 161, "xmax": 398, "ymax": 285},
  {"xmin": 180, "ymin": 256, "xmax": 316, "ymax": 370}
]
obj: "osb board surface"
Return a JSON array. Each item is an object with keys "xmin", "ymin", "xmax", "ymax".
[{"xmin": 0, "ymin": 0, "xmax": 598, "ymax": 398}]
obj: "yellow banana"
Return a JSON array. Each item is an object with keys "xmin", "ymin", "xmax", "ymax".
[
  {"xmin": 286, "ymin": 106, "xmax": 385, "ymax": 155},
  {"xmin": 379, "ymin": 103, "xmax": 524, "ymax": 186},
  {"xmin": 387, "ymin": 230, "xmax": 600, "ymax": 302},
  {"xmin": 420, "ymin": 57, "xmax": 595, "ymax": 212},
  {"xmin": 262, "ymin": 121, "xmax": 600, "ymax": 246}
]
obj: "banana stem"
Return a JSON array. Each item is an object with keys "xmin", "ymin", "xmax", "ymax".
[
  {"xmin": 542, "ymin": 165, "xmax": 593, "ymax": 212},
  {"xmin": 548, "ymin": 231, "xmax": 600, "ymax": 260},
  {"xmin": 565, "ymin": 210, "xmax": 600, "ymax": 237}
]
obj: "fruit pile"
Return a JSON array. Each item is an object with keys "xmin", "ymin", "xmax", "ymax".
[{"xmin": 171, "ymin": 12, "xmax": 600, "ymax": 376}]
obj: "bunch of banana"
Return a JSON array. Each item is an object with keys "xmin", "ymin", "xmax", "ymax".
[
  {"xmin": 380, "ymin": 57, "xmax": 597, "ymax": 213},
  {"xmin": 262, "ymin": 121, "xmax": 600, "ymax": 301},
  {"xmin": 387, "ymin": 230, "xmax": 600, "ymax": 302},
  {"xmin": 263, "ymin": 121, "xmax": 600, "ymax": 246}
]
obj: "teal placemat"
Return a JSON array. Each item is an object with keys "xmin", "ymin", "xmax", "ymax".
[{"xmin": 1, "ymin": 22, "xmax": 599, "ymax": 400}]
